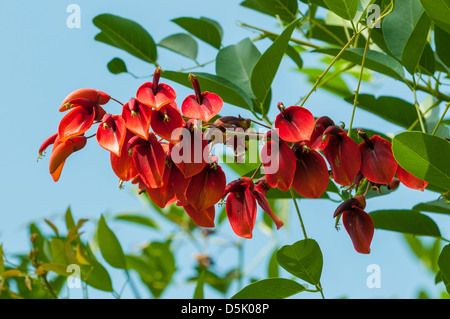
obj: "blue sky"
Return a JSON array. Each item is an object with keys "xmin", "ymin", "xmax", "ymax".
[{"xmin": 0, "ymin": 0, "xmax": 447, "ymax": 299}]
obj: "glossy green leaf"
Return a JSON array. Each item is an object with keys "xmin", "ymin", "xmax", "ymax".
[
  {"xmin": 323, "ymin": 0, "xmax": 358, "ymax": 20},
  {"xmin": 93, "ymin": 14, "xmax": 157, "ymax": 64},
  {"xmin": 231, "ymin": 278, "xmax": 305, "ymax": 299},
  {"xmin": 419, "ymin": 0, "xmax": 450, "ymax": 34},
  {"xmin": 114, "ymin": 214, "xmax": 159, "ymax": 229},
  {"xmin": 193, "ymin": 268, "xmax": 206, "ymax": 299},
  {"xmin": 268, "ymin": 247, "xmax": 279, "ymax": 278},
  {"xmin": 161, "ymin": 70, "xmax": 254, "ymax": 112},
  {"xmin": 171, "ymin": 17, "xmax": 222, "ymax": 49},
  {"xmin": 251, "ymin": 18, "xmax": 299, "ymax": 114},
  {"xmin": 392, "ymin": 132, "xmax": 450, "ymax": 190},
  {"xmin": 419, "ymin": 42, "xmax": 436, "ymax": 75},
  {"xmin": 107, "ymin": 57, "xmax": 128, "ymax": 75},
  {"xmin": 369, "ymin": 210, "xmax": 441, "ymax": 237},
  {"xmin": 97, "ymin": 215, "xmax": 127, "ymax": 269},
  {"xmin": 438, "ymin": 245, "xmax": 450, "ymax": 293},
  {"xmin": 413, "ymin": 199, "xmax": 450, "ymax": 215},
  {"xmin": 158, "ymin": 33, "xmax": 198, "ymax": 61},
  {"xmin": 241, "ymin": 0, "xmax": 298, "ymax": 22},
  {"xmin": 402, "ymin": 13, "xmax": 431, "ymax": 74},
  {"xmin": 314, "ymin": 47, "xmax": 405, "ymax": 79},
  {"xmin": 276, "ymin": 239, "xmax": 323, "ymax": 285},
  {"xmin": 216, "ymin": 38, "xmax": 261, "ymax": 99},
  {"xmin": 435, "ymin": 26, "xmax": 450, "ymax": 69},
  {"xmin": 344, "ymin": 94, "xmax": 417, "ymax": 128}
]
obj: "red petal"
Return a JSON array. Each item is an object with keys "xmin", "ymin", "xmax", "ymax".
[
  {"xmin": 342, "ymin": 207, "xmax": 374, "ymax": 254},
  {"xmin": 181, "ymin": 92, "xmax": 223, "ymax": 122},
  {"xmin": 359, "ymin": 136, "xmax": 397, "ymax": 185},
  {"xmin": 292, "ymin": 146, "xmax": 329, "ymax": 198},
  {"xmin": 150, "ymin": 102, "xmax": 185, "ymax": 143},
  {"xmin": 168, "ymin": 161, "xmax": 191, "ymax": 206},
  {"xmin": 136, "ymin": 82, "xmax": 176, "ymax": 110},
  {"xmin": 183, "ymin": 204, "xmax": 215, "ymax": 228},
  {"xmin": 275, "ymin": 106, "xmax": 315, "ymax": 143},
  {"xmin": 324, "ymin": 132, "xmax": 361, "ymax": 186},
  {"xmin": 305, "ymin": 116, "xmax": 335, "ymax": 150},
  {"xmin": 252, "ymin": 184, "xmax": 284, "ymax": 229},
  {"xmin": 96, "ymin": 115, "xmax": 127, "ymax": 157},
  {"xmin": 110, "ymin": 130, "xmax": 139, "ymax": 181},
  {"xmin": 39, "ymin": 132, "xmax": 58, "ymax": 155},
  {"xmin": 58, "ymin": 105, "xmax": 96, "ymax": 142},
  {"xmin": 226, "ymin": 186, "xmax": 257, "ymax": 239},
  {"xmin": 147, "ymin": 162, "xmax": 177, "ymax": 208},
  {"xmin": 396, "ymin": 165, "xmax": 428, "ymax": 191},
  {"xmin": 60, "ymin": 88, "xmax": 110, "ymax": 112},
  {"xmin": 121, "ymin": 98, "xmax": 152, "ymax": 140},
  {"xmin": 49, "ymin": 136, "xmax": 87, "ymax": 175},
  {"xmin": 261, "ymin": 136, "xmax": 296, "ymax": 192}
]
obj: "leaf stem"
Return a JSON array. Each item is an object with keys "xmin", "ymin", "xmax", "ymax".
[
  {"xmin": 289, "ymin": 188, "xmax": 307, "ymax": 239},
  {"xmin": 432, "ymin": 101, "xmax": 450, "ymax": 136}
]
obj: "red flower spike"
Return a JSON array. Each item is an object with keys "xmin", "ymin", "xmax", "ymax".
[
  {"xmin": 342, "ymin": 206, "xmax": 374, "ymax": 254},
  {"xmin": 252, "ymin": 179, "xmax": 284, "ymax": 230},
  {"xmin": 49, "ymin": 136, "xmax": 87, "ymax": 180},
  {"xmin": 59, "ymin": 88, "xmax": 110, "ymax": 112},
  {"xmin": 128, "ymin": 134, "xmax": 166, "ymax": 189},
  {"xmin": 396, "ymin": 165, "xmax": 428, "ymax": 191},
  {"xmin": 181, "ymin": 74, "xmax": 223, "ymax": 122},
  {"xmin": 291, "ymin": 143, "xmax": 329, "ymax": 199},
  {"xmin": 150, "ymin": 101, "xmax": 185, "ymax": 144},
  {"xmin": 183, "ymin": 205, "xmax": 216, "ymax": 228},
  {"xmin": 185, "ymin": 159, "xmax": 227, "ymax": 212},
  {"xmin": 323, "ymin": 126, "xmax": 361, "ymax": 186},
  {"xmin": 261, "ymin": 131, "xmax": 296, "ymax": 192},
  {"xmin": 136, "ymin": 67, "xmax": 176, "ymax": 110},
  {"xmin": 226, "ymin": 183, "xmax": 257, "ymax": 238},
  {"xmin": 358, "ymin": 132, "xmax": 397, "ymax": 185},
  {"xmin": 306, "ymin": 116, "xmax": 335, "ymax": 151},
  {"xmin": 58, "ymin": 99, "xmax": 98, "ymax": 142},
  {"xmin": 110, "ymin": 130, "xmax": 139, "ymax": 182},
  {"xmin": 274, "ymin": 103, "xmax": 315, "ymax": 143},
  {"xmin": 96, "ymin": 114, "xmax": 126, "ymax": 157},
  {"xmin": 121, "ymin": 98, "xmax": 152, "ymax": 140}
]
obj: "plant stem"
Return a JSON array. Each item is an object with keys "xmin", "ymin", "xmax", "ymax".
[
  {"xmin": 411, "ymin": 77, "xmax": 427, "ymax": 133},
  {"xmin": 289, "ymin": 188, "xmax": 308, "ymax": 239},
  {"xmin": 348, "ymin": 30, "xmax": 372, "ymax": 138},
  {"xmin": 432, "ymin": 101, "xmax": 450, "ymax": 136}
]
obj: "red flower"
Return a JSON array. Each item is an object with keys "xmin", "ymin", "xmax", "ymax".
[
  {"xmin": 396, "ymin": 165, "xmax": 428, "ymax": 191},
  {"xmin": 322, "ymin": 126, "xmax": 361, "ymax": 186},
  {"xmin": 260, "ymin": 130, "xmax": 296, "ymax": 192},
  {"xmin": 59, "ymin": 88, "xmax": 110, "ymax": 112},
  {"xmin": 334, "ymin": 196, "xmax": 373, "ymax": 254},
  {"xmin": 96, "ymin": 114, "xmax": 126, "ymax": 157},
  {"xmin": 136, "ymin": 67, "xmax": 176, "ymax": 110},
  {"xmin": 110, "ymin": 130, "xmax": 139, "ymax": 182},
  {"xmin": 48, "ymin": 135, "xmax": 87, "ymax": 182},
  {"xmin": 358, "ymin": 131, "xmax": 398, "ymax": 185},
  {"xmin": 121, "ymin": 98, "xmax": 152, "ymax": 140},
  {"xmin": 306, "ymin": 116, "xmax": 335, "ymax": 150},
  {"xmin": 274, "ymin": 103, "xmax": 315, "ymax": 143},
  {"xmin": 291, "ymin": 142, "xmax": 329, "ymax": 199},
  {"xmin": 150, "ymin": 101, "xmax": 185, "ymax": 144},
  {"xmin": 181, "ymin": 74, "xmax": 223, "ymax": 122}
]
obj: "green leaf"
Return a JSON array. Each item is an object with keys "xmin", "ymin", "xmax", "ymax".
[
  {"xmin": 97, "ymin": 215, "xmax": 127, "ymax": 269},
  {"xmin": 193, "ymin": 268, "xmax": 206, "ymax": 299},
  {"xmin": 241, "ymin": 0, "xmax": 298, "ymax": 23},
  {"xmin": 419, "ymin": 42, "xmax": 436, "ymax": 75},
  {"xmin": 301, "ymin": 68, "xmax": 352, "ymax": 97},
  {"xmin": 114, "ymin": 213, "xmax": 159, "ymax": 229},
  {"xmin": 158, "ymin": 33, "xmax": 198, "ymax": 61},
  {"xmin": 161, "ymin": 70, "xmax": 254, "ymax": 112},
  {"xmin": 107, "ymin": 57, "xmax": 128, "ymax": 75},
  {"xmin": 171, "ymin": 17, "xmax": 222, "ymax": 49},
  {"xmin": 251, "ymin": 18, "xmax": 299, "ymax": 114},
  {"xmin": 392, "ymin": 131, "xmax": 450, "ymax": 191},
  {"xmin": 0, "ymin": 245, "xmax": 4, "ymax": 275},
  {"xmin": 435, "ymin": 26, "xmax": 450, "ymax": 69},
  {"xmin": 354, "ymin": 0, "xmax": 377, "ymax": 23},
  {"xmin": 267, "ymin": 248, "xmax": 279, "ymax": 278},
  {"xmin": 314, "ymin": 47, "xmax": 405, "ymax": 79},
  {"xmin": 231, "ymin": 278, "xmax": 305, "ymax": 299},
  {"xmin": 276, "ymin": 239, "xmax": 323, "ymax": 285},
  {"xmin": 402, "ymin": 13, "xmax": 431, "ymax": 74},
  {"xmin": 323, "ymin": 0, "xmax": 359, "ymax": 20},
  {"xmin": 39, "ymin": 263, "xmax": 69, "ymax": 277},
  {"xmin": 93, "ymin": 14, "xmax": 157, "ymax": 64},
  {"xmin": 344, "ymin": 94, "xmax": 417, "ymax": 129},
  {"xmin": 64, "ymin": 206, "xmax": 76, "ymax": 231},
  {"xmin": 216, "ymin": 38, "xmax": 261, "ymax": 99},
  {"xmin": 82, "ymin": 261, "xmax": 114, "ymax": 292},
  {"xmin": 369, "ymin": 210, "xmax": 441, "ymax": 237},
  {"xmin": 419, "ymin": 0, "xmax": 450, "ymax": 34},
  {"xmin": 413, "ymin": 199, "xmax": 450, "ymax": 215},
  {"xmin": 438, "ymin": 245, "xmax": 450, "ymax": 293}
]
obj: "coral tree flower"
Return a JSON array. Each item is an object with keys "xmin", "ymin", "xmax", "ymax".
[
  {"xmin": 334, "ymin": 196, "xmax": 373, "ymax": 254},
  {"xmin": 150, "ymin": 101, "xmax": 185, "ymax": 144},
  {"xmin": 306, "ymin": 116, "xmax": 335, "ymax": 150},
  {"xmin": 181, "ymin": 74, "xmax": 223, "ymax": 122},
  {"xmin": 396, "ymin": 165, "xmax": 428, "ymax": 191},
  {"xmin": 291, "ymin": 142, "xmax": 329, "ymax": 199},
  {"xmin": 59, "ymin": 88, "xmax": 110, "ymax": 112},
  {"xmin": 136, "ymin": 67, "xmax": 176, "ymax": 110},
  {"xmin": 224, "ymin": 177, "xmax": 284, "ymax": 238},
  {"xmin": 358, "ymin": 130, "xmax": 398, "ymax": 185},
  {"xmin": 121, "ymin": 98, "xmax": 152, "ymax": 140},
  {"xmin": 96, "ymin": 114, "xmax": 126, "ymax": 157},
  {"xmin": 110, "ymin": 130, "xmax": 139, "ymax": 182},
  {"xmin": 274, "ymin": 103, "xmax": 315, "ymax": 143}
]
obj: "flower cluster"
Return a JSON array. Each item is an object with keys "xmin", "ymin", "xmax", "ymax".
[{"xmin": 39, "ymin": 67, "xmax": 428, "ymax": 254}]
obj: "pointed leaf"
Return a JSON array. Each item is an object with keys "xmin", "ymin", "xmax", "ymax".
[
  {"xmin": 158, "ymin": 33, "xmax": 198, "ymax": 61},
  {"xmin": 231, "ymin": 278, "xmax": 305, "ymax": 299},
  {"xmin": 171, "ymin": 17, "xmax": 222, "ymax": 49},
  {"xmin": 97, "ymin": 215, "xmax": 127, "ymax": 269}
]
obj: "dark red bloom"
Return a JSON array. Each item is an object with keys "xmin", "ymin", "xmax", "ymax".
[
  {"xmin": 150, "ymin": 101, "xmax": 185, "ymax": 144},
  {"xmin": 96, "ymin": 114, "xmax": 126, "ymax": 157},
  {"xmin": 322, "ymin": 126, "xmax": 361, "ymax": 186},
  {"xmin": 396, "ymin": 165, "xmax": 428, "ymax": 191},
  {"xmin": 121, "ymin": 98, "xmax": 152, "ymax": 140},
  {"xmin": 274, "ymin": 103, "xmax": 315, "ymax": 143},
  {"xmin": 291, "ymin": 142, "xmax": 329, "ymax": 199},
  {"xmin": 306, "ymin": 116, "xmax": 335, "ymax": 150},
  {"xmin": 260, "ymin": 130, "xmax": 296, "ymax": 192},
  {"xmin": 358, "ymin": 131, "xmax": 397, "ymax": 185},
  {"xmin": 181, "ymin": 74, "xmax": 223, "ymax": 122},
  {"xmin": 136, "ymin": 67, "xmax": 176, "ymax": 110}
]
